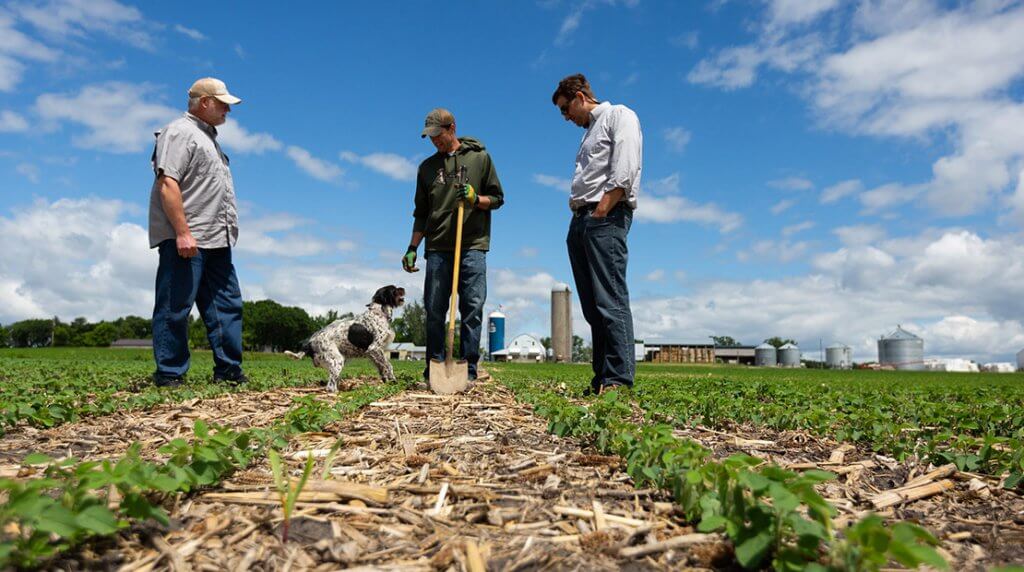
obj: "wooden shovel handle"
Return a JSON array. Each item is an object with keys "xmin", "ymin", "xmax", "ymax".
[{"xmin": 446, "ymin": 200, "xmax": 465, "ymax": 361}]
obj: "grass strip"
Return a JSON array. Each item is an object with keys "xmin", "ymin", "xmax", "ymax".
[
  {"xmin": 501, "ymin": 376, "xmax": 948, "ymax": 572},
  {"xmin": 0, "ymin": 373, "xmax": 412, "ymax": 569}
]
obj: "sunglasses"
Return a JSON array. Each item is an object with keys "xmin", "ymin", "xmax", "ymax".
[{"xmin": 558, "ymin": 98, "xmax": 574, "ymax": 117}]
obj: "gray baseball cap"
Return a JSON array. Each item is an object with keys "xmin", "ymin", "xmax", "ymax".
[{"xmin": 421, "ymin": 108, "xmax": 455, "ymax": 138}]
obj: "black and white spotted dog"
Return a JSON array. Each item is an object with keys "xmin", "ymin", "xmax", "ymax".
[{"xmin": 285, "ymin": 285, "xmax": 405, "ymax": 392}]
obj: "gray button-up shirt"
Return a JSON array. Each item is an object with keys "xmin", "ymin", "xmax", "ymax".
[
  {"xmin": 569, "ymin": 101, "xmax": 643, "ymax": 210},
  {"xmin": 148, "ymin": 113, "xmax": 239, "ymax": 249}
]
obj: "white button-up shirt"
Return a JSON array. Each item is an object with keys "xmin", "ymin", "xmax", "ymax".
[{"xmin": 569, "ymin": 101, "xmax": 642, "ymax": 210}]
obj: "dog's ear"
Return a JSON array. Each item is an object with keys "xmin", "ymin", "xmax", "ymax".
[{"xmin": 373, "ymin": 285, "xmax": 400, "ymax": 307}]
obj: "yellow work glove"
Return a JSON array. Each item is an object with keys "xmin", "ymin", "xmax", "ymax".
[{"xmin": 458, "ymin": 183, "xmax": 478, "ymax": 207}]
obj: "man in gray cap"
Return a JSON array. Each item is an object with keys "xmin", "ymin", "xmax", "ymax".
[
  {"xmin": 403, "ymin": 108, "xmax": 504, "ymax": 382},
  {"xmin": 147, "ymin": 77, "xmax": 247, "ymax": 387}
]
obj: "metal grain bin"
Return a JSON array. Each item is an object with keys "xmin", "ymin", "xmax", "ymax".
[
  {"xmin": 778, "ymin": 343, "xmax": 801, "ymax": 367},
  {"xmin": 878, "ymin": 326, "xmax": 924, "ymax": 371},
  {"xmin": 755, "ymin": 343, "xmax": 777, "ymax": 367},
  {"xmin": 826, "ymin": 343, "xmax": 852, "ymax": 369}
]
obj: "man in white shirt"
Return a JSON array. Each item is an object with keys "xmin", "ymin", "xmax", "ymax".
[{"xmin": 552, "ymin": 73, "xmax": 642, "ymax": 395}]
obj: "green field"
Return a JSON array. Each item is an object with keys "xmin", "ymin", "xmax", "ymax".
[{"xmin": 1, "ymin": 349, "xmax": 1022, "ymax": 570}]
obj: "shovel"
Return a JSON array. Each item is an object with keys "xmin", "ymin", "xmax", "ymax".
[{"xmin": 429, "ymin": 196, "xmax": 470, "ymax": 394}]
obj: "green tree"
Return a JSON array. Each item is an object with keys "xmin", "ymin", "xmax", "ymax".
[
  {"xmin": 243, "ymin": 300, "xmax": 315, "ymax": 352},
  {"xmin": 540, "ymin": 336, "xmax": 551, "ymax": 350},
  {"xmin": 83, "ymin": 323, "xmax": 118, "ymax": 347},
  {"xmin": 393, "ymin": 301, "xmax": 426, "ymax": 346},
  {"xmin": 189, "ymin": 316, "xmax": 210, "ymax": 349},
  {"xmin": 8, "ymin": 319, "xmax": 53, "ymax": 347},
  {"xmin": 571, "ymin": 335, "xmax": 591, "ymax": 363},
  {"xmin": 311, "ymin": 309, "xmax": 342, "ymax": 331},
  {"xmin": 712, "ymin": 335, "xmax": 740, "ymax": 347},
  {"xmin": 0, "ymin": 324, "xmax": 8, "ymax": 347},
  {"xmin": 114, "ymin": 315, "xmax": 152, "ymax": 339},
  {"xmin": 764, "ymin": 336, "xmax": 796, "ymax": 349}
]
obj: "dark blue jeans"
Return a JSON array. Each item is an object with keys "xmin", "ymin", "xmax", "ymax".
[
  {"xmin": 567, "ymin": 204, "xmax": 635, "ymax": 390},
  {"xmin": 423, "ymin": 249, "xmax": 486, "ymax": 379},
  {"xmin": 152, "ymin": 240, "xmax": 243, "ymax": 379}
]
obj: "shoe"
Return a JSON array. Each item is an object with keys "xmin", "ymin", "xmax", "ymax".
[
  {"xmin": 582, "ymin": 386, "xmax": 601, "ymax": 397},
  {"xmin": 153, "ymin": 374, "xmax": 184, "ymax": 388},
  {"xmin": 598, "ymin": 382, "xmax": 629, "ymax": 395},
  {"xmin": 214, "ymin": 372, "xmax": 249, "ymax": 385}
]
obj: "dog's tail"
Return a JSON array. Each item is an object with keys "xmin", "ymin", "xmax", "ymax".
[{"xmin": 284, "ymin": 338, "xmax": 314, "ymax": 361}]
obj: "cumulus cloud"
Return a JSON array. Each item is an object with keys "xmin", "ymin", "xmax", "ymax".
[
  {"xmin": 218, "ymin": 119, "xmax": 283, "ymax": 154},
  {"xmin": 768, "ymin": 176, "xmax": 814, "ymax": 190},
  {"xmin": 781, "ymin": 221, "xmax": 814, "ymax": 236},
  {"xmin": 173, "ymin": 24, "xmax": 205, "ymax": 41},
  {"xmin": 340, "ymin": 151, "xmax": 417, "ymax": 182},
  {"xmin": 533, "ymin": 173, "xmax": 571, "ymax": 194},
  {"xmin": 770, "ymin": 199, "xmax": 795, "ymax": 214},
  {"xmin": 285, "ymin": 146, "xmax": 344, "ymax": 184},
  {"xmin": 662, "ymin": 127, "xmax": 692, "ymax": 153},
  {"xmin": 820, "ymin": 179, "xmax": 863, "ymax": 203},
  {"xmin": 13, "ymin": 0, "xmax": 151, "ymax": 50},
  {"xmin": 635, "ymin": 173, "xmax": 744, "ymax": 232},
  {"xmin": 35, "ymin": 82, "xmax": 177, "ymax": 153},
  {"xmin": 234, "ymin": 213, "xmax": 336, "ymax": 258},
  {"xmin": 0, "ymin": 110, "xmax": 29, "ymax": 132},
  {"xmin": 0, "ymin": 197, "xmax": 155, "ymax": 323},
  {"xmin": 15, "ymin": 163, "xmax": 39, "ymax": 183}
]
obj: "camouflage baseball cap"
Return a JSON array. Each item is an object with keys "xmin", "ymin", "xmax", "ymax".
[{"xmin": 421, "ymin": 108, "xmax": 454, "ymax": 138}]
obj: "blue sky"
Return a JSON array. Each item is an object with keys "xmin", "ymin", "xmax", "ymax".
[{"xmin": 3, "ymin": 0, "xmax": 1024, "ymax": 363}]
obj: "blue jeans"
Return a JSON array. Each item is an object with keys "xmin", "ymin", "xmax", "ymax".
[
  {"xmin": 423, "ymin": 249, "xmax": 486, "ymax": 379},
  {"xmin": 152, "ymin": 240, "xmax": 243, "ymax": 379},
  {"xmin": 567, "ymin": 204, "xmax": 635, "ymax": 390}
]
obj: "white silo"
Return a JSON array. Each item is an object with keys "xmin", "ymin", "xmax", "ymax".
[
  {"xmin": 755, "ymin": 343, "xmax": 777, "ymax": 367},
  {"xmin": 778, "ymin": 343, "xmax": 801, "ymax": 367},
  {"xmin": 878, "ymin": 326, "xmax": 924, "ymax": 371},
  {"xmin": 551, "ymin": 283, "xmax": 572, "ymax": 363},
  {"xmin": 826, "ymin": 343, "xmax": 852, "ymax": 369}
]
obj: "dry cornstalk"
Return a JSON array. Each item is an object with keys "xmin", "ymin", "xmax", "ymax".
[
  {"xmin": 619, "ymin": 533, "xmax": 717, "ymax": 558},
  {"xmin": 871, "ymin": 479, "xmax": 954, "ymax": 509}
]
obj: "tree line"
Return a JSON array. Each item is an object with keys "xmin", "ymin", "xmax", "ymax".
[{"xmin": 0, "ymin": 299, "xmax": 429, "ymax": 351}]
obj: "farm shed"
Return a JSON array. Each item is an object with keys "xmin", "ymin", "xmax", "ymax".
[
  {"xmin": 713, "ymin": 345, "xmax": 755, "ymax": 365},
  {"xmin": 387, "ymin": 342, "xmax": 426, "ymax": 361},
  {"xmin": 644, "ymin": 342, "xmax": 715, "ymax": 364},
  {"xmin": 492, "ymin": 334, "xmax": 545, "ymax": 363}
]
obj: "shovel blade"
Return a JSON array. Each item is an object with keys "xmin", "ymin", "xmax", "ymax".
[{"xmin": 428, "ymin": 359, "xmax": 469, "ymax": 394}]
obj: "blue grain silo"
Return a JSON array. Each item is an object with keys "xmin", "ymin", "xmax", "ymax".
[{"xmin": 487, "ymin": 310, "xmax": 506, "ymax": 358}]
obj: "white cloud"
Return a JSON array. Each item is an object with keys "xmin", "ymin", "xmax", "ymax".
[
  {"xmin": 13, "ymin": 0, "xmax": 151, "ymax": 50},
  {"xmin": 15, "ymin": 163, "xmax": 39, "ymax": 183},
  {"xmin": 767, "ymin": 0, "xmax": 840, "ymax": 28},
  {"xmin": 688, "ymin": 34, "xmax": 822, "ymax": 90},
  {"xmin": 662, "ymin": 127, "xmax": 692, "ymax": 153},
  {"xmin": 781, "ymin": 221, "xmax": 814, "ymax": 236},
  {"xmin": 768, "ymin": 176, "xmax": 813, "ymax": 190},
  {"xmin": 0, "ymin": 110, "xmax": 29, "ymax": 132},
  {"xmin": 173, "ymin": 24, "xmax": 205, "ymax": 41},
  {"xmin": 234, "ymin": 43, "xmax": 246, "ymax": 59},
  {"xmin": 670, "ymin": 31, "xmax": 699, "ymax": 49},
  {"xmin": 0, "ymin": 12, "xmax": 60, "ymax": 91},
  {"xmin": 820, "ymin": 179, "xmax": 863, "ymax": 203},
  {"xmin": 0, "ymin": 197, "xmax": 155, "ymax": 323},
  {"xmin": 533, "ymin": 173, "xmax": 571, "ymax": 194},
  {"xmin": 645, "ymin": 269, "xmax": 665, "ymax": 281},
  {"xmin": 737, "ymin": 238, "xmax": 811, "ymax": 263},
  {"xmin": 492, "ymin": 269, "xmax": 559, "ymax": 300},
  {"xmin": 519, "ymin": 247, "xmax": 538, "ymax": 258},
  {"xmin": 858, "ymin": 182, "xmax": 922, "ymax": 214},
  {"xmin": 218, "ymin": 119, "xmax": 283, "ymax": 154},
  {"xmin": 833, "ymin": 224, "xmax": 885, "ymax": 246},
  {"xmin": 770, "ymin": 199, "xmax": 795, "ymax": 214},
  {"xmin": 637, "ymin": 173, "xmax": 744, "ymax": 232},
  {"xmin": 35, "ymin": 82, "xmax": 177, "ymax": 153},
  {"xmin": 234, "ymin": 214, "xmax": 334, "ymax": 258},
  {"xmin": 286, "ymin": 146, "xmax": 344, "ymax": 183},
  {"xmin": 340, "ymin": 151, "xmax": 417, "ymax": 182}
]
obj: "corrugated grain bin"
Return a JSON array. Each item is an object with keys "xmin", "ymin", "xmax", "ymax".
[
  {"xmin": 878, "ymin": 326, "xmax": 924, "ymax": 371},
  {"xmin": 826, "ymin": 343, "xmax": 852, "ymax": 369},
  {"xmin": 755, "ymin": 343, "xmax": 777, "ymax": 367},
  {"xmin": 778, "ymin": 343, "xmax": 801, "ymax": 367}
]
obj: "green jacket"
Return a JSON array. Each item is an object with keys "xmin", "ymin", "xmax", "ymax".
[{"xmin": 413, "ymin": 136, "xmax": 504, "ymax": 252}]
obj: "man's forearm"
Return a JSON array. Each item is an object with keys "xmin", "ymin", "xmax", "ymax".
[
  {"xmin": 594, "ymin": 188, "xmax": 625, "ymax": 216},
  {"xmin": 408, "ymin": 231, "xmax": 424, "ymax": 249},
  {"xmin": 158, "ymin": 176, "xmax": 192, "ymax": 237},
  {"xmin": 475, "ymin": 195, "xmax": 492, "ymax": 210}
]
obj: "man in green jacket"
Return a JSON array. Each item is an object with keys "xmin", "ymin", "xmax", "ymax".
[{"xmin": 402, "ymin": 108, "xmax": 504, "ymax": 382}]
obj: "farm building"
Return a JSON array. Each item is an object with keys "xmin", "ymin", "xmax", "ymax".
[
  {"xmin": 492, "ymin": 334, "xmax": 545, "ymax": 363},
  {"xmin": 714, "ymin": 345, "xmax": 755, "ymax": 365},
  {"xmin": 878, "ymin": 326, "xmax": 924, "ymax": 371},
  {"xmin": 110, "ymin": 339, "xmax": 152, "ymax": 348},
  {"xmin": 387, "ymin": 342, "xmax": 426, "ymax": 361},
  {"xmin": 644, "ymin": 342, "xmax": 715, "ymax": 364}
]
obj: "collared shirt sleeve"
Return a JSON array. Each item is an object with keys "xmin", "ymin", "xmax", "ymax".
[
  {"xmin": 607, "ymin": 107, "xmax": 643, "ymax": 192},
  {"xmin": 412, "ymin": 167, "xmax": 429, "ymax": 233},
  {"xmin": 152, "ymin": 127, "xmax": 192, "ymax": 182},
  {"xmin": 481, "ymin": 153, "xmax": 504, "ymax": 210}
]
